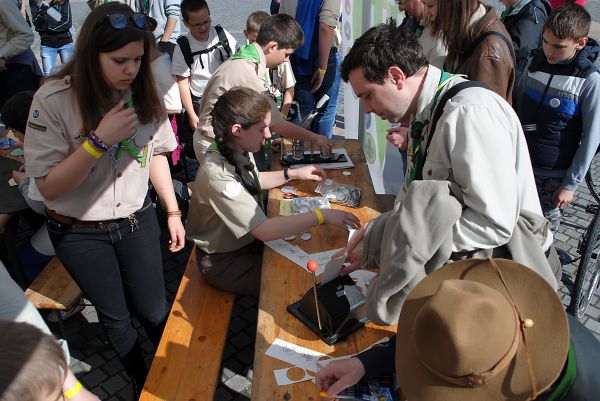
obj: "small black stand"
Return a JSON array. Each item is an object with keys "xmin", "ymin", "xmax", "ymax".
[
  {"xmin": 280, "ymin": 151, "xmax": 348, "ymax": 166},
  {"xmin": 287, "ymin": 275, "xmax": 368, "ymax": 345}
]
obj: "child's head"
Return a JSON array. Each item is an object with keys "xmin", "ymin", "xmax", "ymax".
[
  {"xmin": 0, "ymin": 321, "xmax": 67, "ymax": 401},
  {"xmin": 1, "ymin": 91, "xmax": 34, "ymax": 141},
  {"xmin": 181, "ymin": 0, "xmax": 211, "ymax": 42},
  {"xmin": 256, "ymin": 14, "xmax": 304, "ymax": 68},
  {"xmin": 542, "ymin": 3, "xmax": 590, "ymax": 64},
  {"xmin": 212, "ymin": 87, "xmax": 271, "ymax": 154},
  {"xmin": 245, "ymin": 11, "xmax": 270, "ymax": 44},
  {"xmin": 53, "ymin": 2, "xmax": 163, "ymax": 131}
]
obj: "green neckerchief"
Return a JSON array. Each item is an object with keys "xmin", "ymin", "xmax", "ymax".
[
  {"xmin": 113, "ymin": 94, "xmax": 148, "ymax": 166},
  {"xmin": 208, "ymin": 143, "xmax": 264, "ymax": 211},
  {"xmin": 229, "ymin": 44, "xmax": 271, "ymax": 86},
  {"xmin": 500, "ymin": 0, "xmax": 524, "ymax": 21},
  {"xmin": 406, "ymin": 70, "xmax": 458, "ymax": 184},
  {"xmin": 415, "ymin": 25, "xmax": 424, "ymax": 38},
  {"xmin": 542, "ymin": 342, "xmax": 577, "ymax": 401}
]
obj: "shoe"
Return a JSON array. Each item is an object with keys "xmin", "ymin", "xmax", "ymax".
[
  {"xmin": 47, "ymin": 302, "xmax": 85, "ymax": 322},
  {"xmin": 119, "ymin": 341, "xmax": 148, "ymax": 398}
]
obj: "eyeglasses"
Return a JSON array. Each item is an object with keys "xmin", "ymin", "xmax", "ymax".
[{"xmin": 100, "ymin": 13, "xmax": 158, "ymax": 32}]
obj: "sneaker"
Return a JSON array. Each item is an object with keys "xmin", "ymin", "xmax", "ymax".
[{"xmin": 47, "ymin": 302, "xmax": 85, "ymax": 322}]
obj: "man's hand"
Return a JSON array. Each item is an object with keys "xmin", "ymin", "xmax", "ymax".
[
  {"xmin": 332, "ymin": 221, "xmax": 369, "ymax": 275},
  {"xmin": 311, "ymin": 68, "xmax": 326, "ymax": 92},
  {"xmin": 188, "ymin": 112, "xmax": 199, "ymax": 130},
  {"xmin": 386, "ymin": 125, "xmax": 409, "ymax": 150},
  {"xmin": 553, "ymin": 187, "xmax": 574, "ymax": 209},
  {"xmin": 316, "ymin": 357, "xmax": 366, "ymax": 399},
  {"xmin": 11, "ymin": 170, "xmax": 25, "ymax": 184}
]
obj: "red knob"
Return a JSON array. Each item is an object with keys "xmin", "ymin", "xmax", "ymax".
[{"xmin": 307, "ymin": 260, "xmax": 318, "ymax": 273}]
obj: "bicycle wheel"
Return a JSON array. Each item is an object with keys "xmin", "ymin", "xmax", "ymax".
[{"xmin": 568, "ymin": 212, "xmax": 600, "ymax": 318}]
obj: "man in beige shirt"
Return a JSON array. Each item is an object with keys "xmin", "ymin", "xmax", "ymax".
[{"xmin": 193, "ymin": 13, "xmax": 332, "ymax": 161}]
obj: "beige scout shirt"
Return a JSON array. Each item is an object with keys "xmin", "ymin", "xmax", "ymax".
[
  {"xmin": 192, "ymin": 42, "xmax": 284, "ymax": 159},
  {"xmin": 186, "ymin": 150, "xmax": 267, "ymax": 254},
  {"xmin": 279, "ymin": 0, "xmax": 342, "ymax": 47},
  {"xmin": 24, "ymin": 76, "xmax": 177, "ymax": 221},
  {"xmin": 0, "ymin": 0, "xmax": 34, "ymax": 59}
]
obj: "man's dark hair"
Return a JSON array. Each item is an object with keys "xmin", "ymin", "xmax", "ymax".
[
  {"xmin": 256, "ymin": 14, "xmax": 304, "ymax": 50},
  {"xmin": 341, "ymin": 24, "xmax": 427, "ymax": 84},
  {"xmin": 544, "ymin": 3, "xmax": 591, "ymax": 40},
  {"xmin": 181, "ymin": 0, "xmax": 209, "ymax": 22}
]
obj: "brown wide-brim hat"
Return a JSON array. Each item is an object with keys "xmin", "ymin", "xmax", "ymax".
[{"xmin": 396, "ymin": 258, "xmax": 569, "ymax": 401}]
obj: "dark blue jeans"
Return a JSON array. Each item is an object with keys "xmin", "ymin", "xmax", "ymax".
[
  {"xmin": 46, "ymin": 202, "xmax": 167, "ymax": 357},
  {"xmin": 292, "ymin": 49, "xmax": 342, "ymax": 139}
]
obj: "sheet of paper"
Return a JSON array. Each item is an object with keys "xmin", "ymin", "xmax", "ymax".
[
  {"xmin": 349, "ymin": 270, "xmax": 378, "ymax": 296},
  {"xmin": 309, "ymin": 248, "xmax": 344, "ymax": 276},
  {"xmin": 266, "ymin": 239, "xmax": 310, "ymax": 268},
  {"xmin": 8, "ymin": 178, "xmax": 17, "ymax": 187},
  {"xmin": 321, "ymin": 257, "xmax": 346, "ymax": 285},
  {"xmin": 289, "ymin": 148, "xmax": 355, "ymax": 170},
  {"xmin": 265, "ymin": 338, "xmax": 328, "ymax": 372},
  {"xmin": 273, "ymin": 367, "xmax": 315, "ymax": 385}
]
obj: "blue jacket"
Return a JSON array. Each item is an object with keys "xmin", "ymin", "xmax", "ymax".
[{"xmin": 517, "ymin": 39, "xmax": 599, "ymax": 174}]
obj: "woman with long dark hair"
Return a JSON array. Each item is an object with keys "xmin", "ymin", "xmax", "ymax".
[{"xmin": 24, "ymin": 3, "xmax": 185, "ymax": 395}]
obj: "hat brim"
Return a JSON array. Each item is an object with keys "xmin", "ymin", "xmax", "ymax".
[{"xmin": 396, "ymin": 259, "xmax": 569, "ymax": 401}]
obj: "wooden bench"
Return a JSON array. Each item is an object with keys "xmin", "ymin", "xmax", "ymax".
[
  {"xmin": 140, "ymin": 247, "xmax": 235, "ymax": 401},
  {"xmin": 25, "ymin": 256, "xmax": 82, "ymax": 310},
  {"xmin": 25, "ymin": 256, "xmax": 83, "ymax": 336}
]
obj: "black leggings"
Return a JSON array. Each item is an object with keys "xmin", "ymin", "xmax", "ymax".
[{"xmin": 47, "ymin": 203, "xmax": 167, "ymax": 357}]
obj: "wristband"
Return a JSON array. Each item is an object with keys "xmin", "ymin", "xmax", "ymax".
[
  {"xmin": 82, "ymin": 140, "xmax": 103, "ymax": 159},
  {"xmin": 63, "ymin": 380, "xmax": 82, "ymax": 399},
  {"xmin": 283, "ymin": 168, "xmax": 290, "ymax": 181},
  {"xmin": 166, "ymin": 210, "xmax": 182, "ymax": 217},
  {"xmin": 319, "ymin": 68, "xmax": 327, "ymax": 75},
  {"xmin": 86, "ymin": 130, "xmax": 110, "ymax": 151},
  {"xmin": 314, "ymin": 208, "xmax": 324, "ymax": 225}
]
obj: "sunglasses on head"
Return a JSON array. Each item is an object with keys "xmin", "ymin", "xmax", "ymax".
[{"xmin": 100, "ymin": 13, "xmax": 157, "ymax": 32}]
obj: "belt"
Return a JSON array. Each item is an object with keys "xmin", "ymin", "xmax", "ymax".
[{"xmin": 45, "ymin": 207, "xmax": 129, "ymax": 229}]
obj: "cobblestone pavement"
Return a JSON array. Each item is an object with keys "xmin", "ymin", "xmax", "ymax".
[{"xmin": 21, "ymin": 1, "xmax": 600, "ymax": 400}]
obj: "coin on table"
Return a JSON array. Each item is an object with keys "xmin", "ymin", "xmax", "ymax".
[
  {"xmin": 281, "ymin": 186, "xmax": 296, "ymax": 193},
  {"xmin": 300, "ymin": 232, "xmax": 312, "ymax": 241},
  {"xmin": 342, "ymin": 171, "xmax": 352, "ymax": 176},
  {"xmin": 286, "ymin": 367, "xmax": 307, "ymax": 381},
  {"xmin": 284, "ymin": 235, "xmax": 296, "ymax": 241}
]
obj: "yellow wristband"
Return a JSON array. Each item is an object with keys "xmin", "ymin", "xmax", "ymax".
[
  {"xmin": 314, "ymin": 208, "xmax": 324, "ymax": 225},
  {"xmin": 319, "ymin": 68, "xmax": 327, "ymax": 75},
  {"xmin": 82, "ymin": 140, "xmax": 103, "ymax": 159},
  {"xmin": 63, "ymin": 380, "xmax": 83, "ymax": 399}
]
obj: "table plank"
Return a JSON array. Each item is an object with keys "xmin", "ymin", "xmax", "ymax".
[
  {"xmin": 25, "ymin": 256, "xmax": 82, "ymax": 310},
  {"xmin": 140, "ymin": 249, "xmax": 235, "ymax": 401},
  {"xmin": 251, "ymin": 140, "xmax": 396, "ymax": 400}
]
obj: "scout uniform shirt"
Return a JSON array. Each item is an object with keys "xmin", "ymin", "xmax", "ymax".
[
  {"xmin": 186, "ymin": 149, "xmax": 267, "ymax": 254},
  {"xmin": 24, "ymin": 76, "xmax": 177, "ymax": 221},
  {"xmin": 192, "ymin": 42, "xmax": 284, "ymax": 159}
]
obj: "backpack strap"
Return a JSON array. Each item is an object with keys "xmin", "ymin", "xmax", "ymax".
[
  {"xmin": 177, "ymin": 26, "xmax": 232, "ymax": 70},
  {"xmin": 214, "ymin": 24, "xmax": 231, "ymax": 57},
  {"xmin": 469, "ymin": 30, "xmax": 516, "ymax": 66},
  {"xmin": 423, "ymin": 80, "xmax": 490, "ymax": 165},
  {"xmin": 176, "ymin": 35, "xmax": 195, "ymax": 69}
]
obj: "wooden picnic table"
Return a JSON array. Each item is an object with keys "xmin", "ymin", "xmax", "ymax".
[{"xmin": 251, "ymin": 139, "xmax": 397, "ymax": 400}]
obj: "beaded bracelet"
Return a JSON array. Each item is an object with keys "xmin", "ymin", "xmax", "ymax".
[
  {"xmin": 86, "ymin": 130, "xmax": 110, "ymax": 152},
  {"xmin": 63, "ymin": 380, "xmax": 83, "ymax": 399},
  {"xmin": 82, "ymin": 140, "xmax": 104, "ymax": 159}
]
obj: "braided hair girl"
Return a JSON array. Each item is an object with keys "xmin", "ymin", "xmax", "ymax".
[{"xmin": 186, "ymin": 87, "xmax": 360, "ymax": 296}]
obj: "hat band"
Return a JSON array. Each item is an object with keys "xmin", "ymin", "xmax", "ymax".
[{"xmin": 416, "ymin": 305, "xmax": 521, "ymax": 388}]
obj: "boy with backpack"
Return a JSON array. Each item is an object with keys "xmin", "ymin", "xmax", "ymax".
[
  {"xmin": 514, "ymin": 3, "xmax": 600, "ymax": 234},
  {"xmin": 172, "ymin": 0, "xmax": 236, "ymax": 131},
  {"xmin": 192, "ymin": 13, "xmax": 332, "ymax": 161}
]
